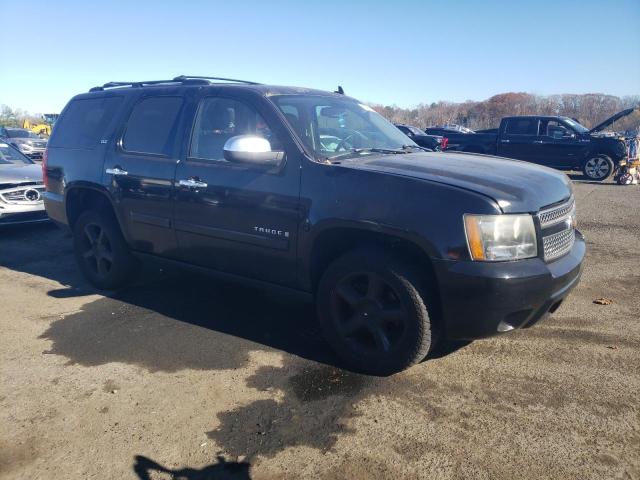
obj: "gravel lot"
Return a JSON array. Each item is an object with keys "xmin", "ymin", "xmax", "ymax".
[{"xmin": 1, "ymin": 178, "xmax": 639, "ymax": 480}]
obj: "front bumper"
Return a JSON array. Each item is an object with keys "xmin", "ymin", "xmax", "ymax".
[
  {"xmin": 433, "ymin": 230, "xmax": 585, "ymax": 340},
  {"xmin": 0, "ymin": 202, "xmax": 48, "ymax": 225}
]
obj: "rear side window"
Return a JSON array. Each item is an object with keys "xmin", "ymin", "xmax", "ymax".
[
  {"xmin": 504, "ymin": 118, "xmax": 539, "ymax": 135},
  {"xmin": 123, "ymin": 97, "xmax": 183, "ymax": 156},
  {"xmin": 49, "ymin": 97, "xmax": 123, "ymax": 149}
]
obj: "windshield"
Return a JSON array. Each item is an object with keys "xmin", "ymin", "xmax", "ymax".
[
  {"xmin": 408, "ymin": 126, "xmax": 425, "ymax": 136},
  {"xmin": 562, "ymin": 117, "xmax": 589, "ymax": 134},
  {"xmin": 6, "ymin": 129, "xmax": 39, "ymax": 139},
  {"xmin": 272, "ymin": 95, "xmax": 417, "ymax": 160},
  {"xmin": 0, "ymin": 143, "xmax": 33, "ymax": 165}
]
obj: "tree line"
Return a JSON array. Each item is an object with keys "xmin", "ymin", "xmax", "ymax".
[{"xmin": 372, "ymin": 92, "xmax": 640, "ymax": 132}]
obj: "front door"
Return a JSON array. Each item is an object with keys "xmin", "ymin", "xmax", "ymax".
[
  {"xmin": 104, "ymin": 93, "xmax": 190, "ymax": 256},
  {"xmin": 172, "ymin": 92, "xmax": 301, "ymax": 288},
  {"xmin": 536, "ymin": 119, "xmax": 587, "ymax": 168}
]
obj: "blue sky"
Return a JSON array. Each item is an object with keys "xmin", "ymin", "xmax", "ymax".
[{"xmin": 1, "ymin": 0, "xmax": 639, "ymax": 113}]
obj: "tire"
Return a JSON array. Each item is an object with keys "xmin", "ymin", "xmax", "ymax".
[
  {"xmin": 583, "ymin": 154, "xmax": 614, "ymax": 181},
  {"xmin": 73, "ymin": 209, "xmax": 136, "ymax": 290},
  {"xmin": 316, "ymin": 248, "xmax": 435, "ymax": 375}
]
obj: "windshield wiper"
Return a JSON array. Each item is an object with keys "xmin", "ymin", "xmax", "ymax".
[
  {"xmin": 326, "ymin": 147, "xmax": 410, "ymax": 162},
  {"xmin": 401, "ymin": 144, "xmax": 429, "ymax": 152}
]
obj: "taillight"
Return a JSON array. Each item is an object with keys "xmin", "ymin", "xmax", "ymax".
[
  {"xmin": 42, "ymin": 148, "xmax": 48, "ymax": 189},
  {"xmin": 441, "ymin": 137, "xmax": 449, "ymax": 150}
]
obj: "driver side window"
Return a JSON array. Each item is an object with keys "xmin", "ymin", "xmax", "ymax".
[
  {"xmin": 190, "ymin": 97, "xmax": 282, "ymax": 161},
  {"xmin": 543, "ymin": 120, "xmax": 570, "ymax": 139}
]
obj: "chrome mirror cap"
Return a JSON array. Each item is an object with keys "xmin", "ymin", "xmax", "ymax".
[
  {"xmin": 223, "ymin": 135, "xmax": 284, "ymax": 166},
  {"xmin": 223, "ymin": 135, "xmax": 272, "ymax": 154}
]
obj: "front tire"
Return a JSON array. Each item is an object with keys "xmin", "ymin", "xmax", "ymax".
[
  {"xmin": 73, "ymin": 210, "xmax": 136, "ymax": 290},
  {"xmin": 316, "ymin": 248, "xmax": 435, "ymax": 375},
  {"xmin": 583, "ymin": 154, "xmax": 614, "ymax": 181}
]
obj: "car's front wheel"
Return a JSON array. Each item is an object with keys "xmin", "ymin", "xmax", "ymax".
[
  {"xmin": 73, "ymin": 209, "xmax": 136, "ymax": 290},
  {"xmin": 317, "ymin": 248, "xmax": 435, "ymax": 375},
  {"xmin": 583, "ymin": 154, "xmax": 614, "ymax": 181}
]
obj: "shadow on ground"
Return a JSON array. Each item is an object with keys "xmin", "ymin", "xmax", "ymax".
[
  {"xmin": 3, "ymin": 222, "xmax": 471, "ymax": 459},
  {"xmin": 133, "ymin": 455, "xmax": 251, "ymax": 480},
  {"xmin": 567, "ymin": 172, "xmax": 616, "ymax": 185}
]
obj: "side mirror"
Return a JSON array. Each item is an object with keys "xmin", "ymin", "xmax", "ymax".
[
  {"xmin": 223, "ymin": 135, "xmax": 284, "ymax": 166},
  {"xmin": 562, "ymin": 132, "xmax": 576, "ymax": 139}
]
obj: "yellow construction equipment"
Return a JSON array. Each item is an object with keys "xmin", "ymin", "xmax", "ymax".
[
  {"xmin": 22, "ymin": 119, "xmax": 51, "ymax": 136},
  {"xmin": 22, "ymin": 114, "xmax": 59, "ymax": 137}
]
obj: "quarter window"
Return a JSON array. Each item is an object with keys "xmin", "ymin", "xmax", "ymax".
[
  {"xmin": 49, "ymin": 97, "xmax": 123, "ymax": 149},
  {"xmin": 190, "ymin": 97, "xmax": 281, "ymax": 161},
  {"xmin": 123, "ymin": 97, "xmax": 183, "ymax": 155}
]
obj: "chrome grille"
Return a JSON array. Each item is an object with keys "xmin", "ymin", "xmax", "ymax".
[
  {"xmin": 543, "ymin": 228, "xmax": 575, "ymax": 261},
  {"xmin": 537, "ymin": 197, "xmax": 576, "ymax": 262},
  {"xmin": 0, "ymin": 185, "xmax": 45, "ymax": 204},
  {"xmin": 538, "ymin": 198, "xmax": 575, "ymax": 228}
]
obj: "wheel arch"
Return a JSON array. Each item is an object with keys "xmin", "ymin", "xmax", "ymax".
[
  {"xmin": 65, "ymin": 184, "xmax": 123, "ymax": 233},
  {"xmin": 306, "ymin": 223, "xmax": 440, "ymax": 298}
]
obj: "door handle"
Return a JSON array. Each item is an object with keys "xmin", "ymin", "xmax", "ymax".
[
  {"xmin": 105, "ymin": 167, "xmax": 128, "ymax": 176},
  {"xmin": 533, "ymin": 140, "xmax": 544, "ymax": 144},
  {"xmin": 178, "ymin": 178, "xmax": 208, "ymax": 189},
  {"xmin": 500, "ymin": 139, "xmax": 510, "ymax": 143}
]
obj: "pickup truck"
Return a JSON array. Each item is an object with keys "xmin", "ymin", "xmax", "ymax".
[
  {"xmin": 443, "ymin": 110, "xmax": 634, "ymax": 181},
  {"xmin": 43, "ymin": 76, "xmax": 584, "ymax": 375}
]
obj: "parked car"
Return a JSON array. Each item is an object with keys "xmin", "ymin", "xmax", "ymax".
[
  {"xmin": 395, "ymin": 124, "xmax": 443, "ymax": 150},
  {"xmin": 443, "ymin": 110, "xmax": 635, "ymax": 180},
  {"xmin": 44, "ymin": 76, "xmax": 584, "ymax": 375},
  {"xmin": 0, "ymin": 141, "xmax": 48, "ymax": 225},
  {"xmin": 0, "ymin": 127, "xmax": 48, "ymax": 160}
]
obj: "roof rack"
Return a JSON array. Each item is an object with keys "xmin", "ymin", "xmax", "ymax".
[
  {"xmin": 172, "ymin": 75, "xmax": 261, "ymax": 85},
  {"xmin": 89, "ymin": 75, "xmax": 260, "ymax": 92}
]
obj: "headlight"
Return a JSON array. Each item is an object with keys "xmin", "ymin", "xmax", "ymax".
[
  {"xmin": 464, "ymin": 214, "xmax": 537, "ymax": 261},
  {"xmin": 18, "ymin": 143, "xmax": 33, "ymax": 151}
]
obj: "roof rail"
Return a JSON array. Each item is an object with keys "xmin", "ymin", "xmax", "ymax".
[
  {"xmin": 173, "ymin": 75, "xmax": 261, "ymax": 85},
  {"xmin": 88, "ymin": 78, "xmax": 210, "ymax": 92},
  {"xmin": 88, "ymin": 75, "xmax": 260, "ymax": 92}
]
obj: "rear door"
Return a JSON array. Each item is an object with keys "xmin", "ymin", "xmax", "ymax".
[
  {"xmin": 103, "ymin": 91, "xmax": 190, "ymax": 256},
  {"xmin": 497, "ymin": 118, "xmax": 542, "ymax": 162},
  {"xmin": 172, "ymin": 90, "xmax": 302, "ymax": 288}
]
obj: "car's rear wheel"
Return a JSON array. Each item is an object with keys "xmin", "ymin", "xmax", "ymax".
[
  {"xmin": 317, "ymin": 248, "xmax": 434, "ymax": 375},
  {"xmin": 73, "ymin": 210, "xmax": 136, "ymax": 290},
  {"xmin": 583, "ymin": 154, "xmax": 614, "ymax": 181}
]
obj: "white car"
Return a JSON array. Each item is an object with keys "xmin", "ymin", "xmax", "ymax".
[{"xmin": 0, "ymin": 142, "xmax": 48, "ymax": 225}]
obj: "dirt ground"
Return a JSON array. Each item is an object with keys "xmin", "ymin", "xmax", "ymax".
[{"xmin": 1, "ymin": 178, "xmax": 639, "ymax": 480}]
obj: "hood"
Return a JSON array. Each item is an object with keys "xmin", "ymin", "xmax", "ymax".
[
  {"xmin": 0, "ymin": 163, "xmax": 43, "ymax": 185},
  {"xmin": 589, "ymin": 108, "xmax": 637, "ymax": 133},
  {"xmin": 341, "ymin": 152, "xmax": 571, "ymax": 213}
]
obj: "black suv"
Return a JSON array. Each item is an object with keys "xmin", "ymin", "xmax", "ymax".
[{"xmin": 44, "ymin": 76, "xmax": 585, "ymax": 375}]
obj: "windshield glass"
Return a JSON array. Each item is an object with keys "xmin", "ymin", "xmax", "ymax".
[
  {"xmin": 562, "ymin": 118, "xmax": 589, "ymax": 134},
  {"xmin": 272, "ymin": 95, "xmax": 417, "ymax": 160},
  {"xmin": 408, "ymin": 126, "xmax": 424, "ymax": 136},
  {"xmin": 0, "ymin": 143, "xmax": 33, "ymax": 165},
  {"xmin": 6, "ymin": 129, "xmax": 39, "ymax": 139}
]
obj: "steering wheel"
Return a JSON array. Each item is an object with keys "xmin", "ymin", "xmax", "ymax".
[{"xmin": 335, "ymin": 131, "xmax": 369, "ymax": 152}]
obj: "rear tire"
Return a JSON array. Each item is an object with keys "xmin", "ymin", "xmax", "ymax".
[
  {"xmin": 316, "ymin": 248, "xmax": 435, "ymax": 376},
  {"xmin": 583, "ymin": 154, "xmax": 614, "ymax": 181},
  {"xmin": 73, "ymin": 209, "xmax": 136, "ymax": 290}
]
